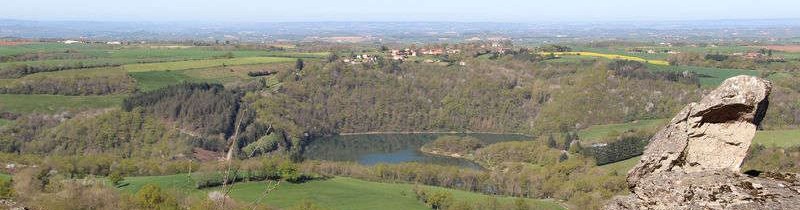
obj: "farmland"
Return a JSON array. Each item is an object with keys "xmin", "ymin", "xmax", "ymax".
[
  {"xmin": 647, "ymin": 64, "xmax": 759, "ymax": 87},
  {"xmin": 123, "ymin": 57, "xmax": 295, "ymax": 73},
  {"xmin": 0, "ymin": 94, "xmax": 125, "ymax": 114},
  {"xmin": 542, "ymin": 52, "xmax": 670, "ymax": 65}
]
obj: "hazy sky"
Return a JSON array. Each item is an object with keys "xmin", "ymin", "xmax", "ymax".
[{"xmin": 3, "ymin": 0, "xmax": 800, "ymax": 22}]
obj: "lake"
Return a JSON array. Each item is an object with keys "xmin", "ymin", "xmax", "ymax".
[{"xmin": 302, "ymin": 133, "xmax": 531, "ymax": 169}]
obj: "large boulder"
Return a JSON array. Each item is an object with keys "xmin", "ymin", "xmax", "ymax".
[
  {"xmin": 606, "ymin": 75, "xmax": 800, "ymax": 209},
  {"xmin": 628, "ymin": 75, "xmax": 772, "ymax": 186}
]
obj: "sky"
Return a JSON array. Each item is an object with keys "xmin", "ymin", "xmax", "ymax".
[{"xmin": 3, "ymin": 0, "xmax": 800, "ymax": 22}]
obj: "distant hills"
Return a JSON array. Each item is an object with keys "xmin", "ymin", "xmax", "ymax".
[{"xmin": 2, "ymin": 18, "xmax": 800, "ymax": 43}]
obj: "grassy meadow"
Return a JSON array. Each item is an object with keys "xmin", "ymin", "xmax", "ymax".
[
  {"xmin": 753, "ymin": 129, "xmax": 800, "ymax": 148},
  {"xmin": 599, "ymin": 156, "xmax": 640, "ymax": 175},
  {"xmin": 115, "ymin": 175, "xmax": 564, "ymax": 210},
  {"xmin": 647, "ymin": 64, "xmax": 759, "ymax": 87},
  {"xmin": 577, "ymin": 119, "xmax": 667, "ymax": 144},
  {"xmin": 123, "ymin": 57, "xmax": 295, "ymax": 73},
  {"xmin": 0, "ymin": 94, "xmax": 125, "ymax": 114},
  {"xmin": 0, "ymin": 119, "xmax": 11, "ymax": 128}
]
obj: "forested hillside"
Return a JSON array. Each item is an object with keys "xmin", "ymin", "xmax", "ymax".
[{"xmin": 253, "ymin": 57, "xmax": 703, "ymax": 141}]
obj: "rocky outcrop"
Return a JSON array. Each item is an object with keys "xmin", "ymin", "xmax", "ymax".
[{"xmin": 606, "ymin": 76, "xmax": 800, "ymax": 209}]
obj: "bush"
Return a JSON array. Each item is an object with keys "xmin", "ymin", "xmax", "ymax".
[
  {"xmin": 414, "ymin": 187, "xmax": 453, "ymax": 210},
  {"xmin": 109, "ymin": 171, "xmax": 124, "ymax": 187},
  {"xmin": 135, "ymin": 184, "xmax": 175, "ymax": 209},
  {"xmin": 0, "ymin": 179, "xmax": 13, "ymax": 199}
]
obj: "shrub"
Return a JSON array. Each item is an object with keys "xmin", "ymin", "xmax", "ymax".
[
  {"xmin": 109, "ymin": 171, "xmax": 124, "ymax": 187},
  {"xmin": 0, "ymin": 179, "xmax": 13, "ymax": 199},
  {"xmin": 135, "ymin": 184, "xmax": 165, "ymax": 208}
]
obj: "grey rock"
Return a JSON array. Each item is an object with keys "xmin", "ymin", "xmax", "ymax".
[
  {"xmin": 627, "ymin": 75, "xmax": 772, "ymax": 187},
  {"xmin": 605, "ymin": 75, "xmax": 800, "ymax": 209}
]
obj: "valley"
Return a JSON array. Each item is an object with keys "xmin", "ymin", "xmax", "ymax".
[{"xmin": 1, "ymin": 34, "xmax": 799, "ymax": 210}]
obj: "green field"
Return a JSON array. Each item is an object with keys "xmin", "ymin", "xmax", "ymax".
[
  {"xmin": 753, "ymin": 129, "xmax": 800, "ymax": 148},
  {"xmin": 647, "ymin": 64, "xmax": 759, "ymax": 87},
  {"xmin": 130, "ymin": 64, "xmax": 271, "ymax": 92},
  {"xmin": 578, "ymin": 119, "xmax": 667, "ymax": 143},
  {"xmin": 117, "ymin": 175, "xmax": 564, "ymax": 210},
  {"xmin": 575, "ymin": 46, "xmax": 759, "ymax": 60},
  {"xmin": 124, "ymin": 57, "xmax": 295, "ymax": 73},
  {"xmin": 0, "ymin": 119, "xmax": 11, "ymax": 128},
  {"xmin": 0, "ymin": 94, "xmax": 125, "ymax": 114},
  {"xmin": 599, "ymin": 156, "xmax": 640, "ymax": 175},
  {"xmin": 129, "ymin": 71, "xmax": 196, "ymax": 92}
]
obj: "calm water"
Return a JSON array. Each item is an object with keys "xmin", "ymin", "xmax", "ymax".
[{"xmin": 302, "ymin": 133, "xmax": 531, "ymax": 169}]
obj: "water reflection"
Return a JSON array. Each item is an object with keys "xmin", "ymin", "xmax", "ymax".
[{"xmin": 302, "ymin": 133, "xmax": 530, "ymax": 169}]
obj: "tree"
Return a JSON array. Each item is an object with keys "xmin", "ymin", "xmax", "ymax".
[
  {"xmin": 547, "ymin": 134, "xmax": 557, "ymax": 148},
  {"xmin": 295, "ymin": 59, "xmax": 305, "ymax": 71},
  {"xmin": 136, "ymin": 184, "xmax": 164, "ymax": 208},
  {"xmin": 109, "ymin": 171, "xmax": 124, "ymax": 187},
  {"xmin": 426, "ymin": 191, "xmax": 453, "ymax": 209},
  {"xmin": 326, "ymin": 53, "xmax": 339, "ymax": 63},
  {"xmin": 563, "ymin": 131, "xmax": 575, "ymax": 150}
]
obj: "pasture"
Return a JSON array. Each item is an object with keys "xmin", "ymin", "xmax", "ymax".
[
  {"xmin": 646, "ymin": 64, "xmax": 759, "ymax": 87},
  {"xmin": 599, "ymin": 156, "xmax": 640, "ymax": 175},
  {"xmin": 123, "ymin": 57, "xmax": 295, "ymax": 73},
  {"xmin": 116, "ymin": 175, "xmax": 564, "ymax": 210},
  {"xmin": 0, "ymin": 94, "xmax": 125, "ymax": 114},
  {"xmin": 578, "ymin": 119, "xmax": 667, "ymax": 144},
  {"xmin": 753, "ymin": 129, "xmax": 800, "ymax": 148}
]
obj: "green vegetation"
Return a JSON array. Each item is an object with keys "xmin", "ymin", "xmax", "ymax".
[
  {"xmin": 129, "ymin": 71, "xmax": 195, "ymax": 92},
  {"xmin": 0, "ymin": 119, "xmax": 12, "ymax": 128},
  {"xmin": 0, "ymin": 94, "xmax": 125, "ymax": 114},
  {"xmin": 124, "ymin": 57, "xmax": 295, "ymax": 73},
  {"xmin": 598, "ymin": 156, "xmax": 640, "ymax": 175},
  {"xmin": 545, "ymin": 52, "xmax": 670, "ymax": 65},
  {"xmin": 0, "ymin": 173, "xmax": 10, "ymax": 181},
  {"xmin": 130, "ymin": 64, "xmax": 272, "ymax": 92},
  {"xmin": 420, "ymin": 136, "xmax": 482, "ymax": 157},
  {"xmin": 647, "ymin": 64, "xmax": 758, "ymax": 87},
  {"xmin": 753, "ymin": 129, "xmax": 800, "ymax": 148},
  {"xmin": 578, "ymin": 119, "xmax": 666, "ymax": 144},
  {"xmin": 116, "ymin": 174, "xmax": 563, "ymax": 210},
  {"xmin": 2, "ymin": 41, "xmax": 799, "ymax": 210}
]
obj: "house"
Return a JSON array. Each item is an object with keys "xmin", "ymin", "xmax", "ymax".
[
  {"xmin": 343, "ymin": 54, "xmax": 377, "ymax": 64},
  {"xmin": 390, "ymin": 49, "xmax": 417, "ymax": 60},
  {"xmin": 421, "ymin": 48, "xmax": 444, "ymax": 55},
  {"xmin": 106, "ymin": 41, "xmax": 122, "ymax": 45},
  {"xmin": 446, "ymin": 49, "xmax": 461, "ymax": 54},
  {"xmin": 744, "ymin": 52, "xmax": 764, "ymax": 59},
  {"xmin": 63, "ymin": 40, "xmax": 81, "ymax": 44}
]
